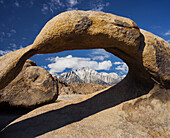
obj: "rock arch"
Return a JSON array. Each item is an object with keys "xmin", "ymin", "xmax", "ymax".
[{"xmin": 0, "ymin": 10, "xmax": 169, "ymax": 93}]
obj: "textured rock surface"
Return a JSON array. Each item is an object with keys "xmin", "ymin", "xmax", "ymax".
[
  {"xmin": 0, "ymin": 84, "xmax": 169, "ymax": 137},
  {"xmin": 141, "ymin": 29, "xmax": 170, "ymax": 88},
  {"xmin": 0, "ymin": 10, "xmax": 169, "ymax": 90},
  {"xmin": 0, "ymin": 45, "xmax": 36, "ymax": 90},
  {"xmin": 0, "ymin": 60, "xmax": 58, "ymax": 108},
  {"xmin": 0, "ymin": 10, "xmax": 169, "ymax": 137},
  {"xmin": 54, "ymin": 77, "xmax": 109, "ymax": 95}
]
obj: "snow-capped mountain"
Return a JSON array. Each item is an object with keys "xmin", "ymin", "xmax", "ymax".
[{"xmin": 56, "ymin": 67, "xmax": 125, "ymax": 85}]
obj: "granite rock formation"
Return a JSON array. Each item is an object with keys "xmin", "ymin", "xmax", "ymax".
[
  {"xmin": 0, "ymin": 60, "xmax": 58, "ymax": 108},
  {"xmin": 0, "ymin": 84, "xmax": 169, "ymax": 137},
  {"xmin": 0, "ymin": 10, "xmax": 169, "ymax": 90},
  {"xmin": 54, "ymin": 77, "xmax": 108, "ymax": 95},
  {"xmin": 0, "ymin": 10, "xmax": 169, "ymax": 137}
]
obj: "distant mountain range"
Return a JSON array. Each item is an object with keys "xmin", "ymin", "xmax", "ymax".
[{"xmin": 54, "ymin": 67, "xmax": 125, "ymax": 86}]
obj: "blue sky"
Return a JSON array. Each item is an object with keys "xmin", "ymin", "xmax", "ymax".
[{"xmin": 0, "ymin": 0, "xmax": 170, "ymax": 76}]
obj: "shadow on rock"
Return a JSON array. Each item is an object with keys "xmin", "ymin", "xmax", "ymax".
[{"xmin": 0, "ymin": 72, "xmax": 154, "ymax": 137}]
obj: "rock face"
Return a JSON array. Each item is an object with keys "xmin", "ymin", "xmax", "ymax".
[
  {"xmin": 140, "ymin": 29, "xmax": 170, "ymax": 89},
  {"xmin": 54, "ymin": 77, "xmax": 109, "ymax": 95},
  {"xmin": 58, "ymin": 67, "xmax": 123, "ymax": 85},
  {"xmin": 0, "ymin": 85, "xmax": 169, "ymax": 137},
  {"xmin": 59, "ymin": 71, "xmax": 84, "ymax": 84},
  {"xmin": 0, "ymin": 10, "xmax": 169, "ymax": 137},
  {"xmin": 0, "ymin": 60, "xmax": 58, "ymax": 108}
]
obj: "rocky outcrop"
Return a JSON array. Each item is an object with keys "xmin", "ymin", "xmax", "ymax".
[
  {"xmin": 54, "ymin": 77, "xmax": 108, "ymax": 95},
  {"xmin": 58, "ymin": 67, "xmax": 123, "ymax": 85},
  {"xmin": 0, "ymin": 85, "xmax": 169, "ymax": 137},
  {"xmin": 140, "ymin": 29, "xmax": 170, "ymax": 89},
  {"xmin": 0, "ymin": 10, "xmax": 169, "ymax": 136},
  {"xmin": 0, "ymin": 60, "xmax": 58, "ymax": 108}
]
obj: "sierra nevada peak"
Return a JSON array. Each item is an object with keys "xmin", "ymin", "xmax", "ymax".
[{"xmin": 57, "ymin": 67, "xmax": 124, "ymax": 85}]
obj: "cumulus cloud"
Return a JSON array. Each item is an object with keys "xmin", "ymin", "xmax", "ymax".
[
  {"xmin": 47, "ymin": 55, "xmax": 112, "ymax": 75},
  {"xmin": 114, "ymin": 62, "xmax": 128, "ymax": 74},
  {"xmin": 90, "ymin": 49, "xmax": 110, "ymax": 61},
  {"xmin": 165, "ymin": 30, "xmax": 170, "ymax": 36},
  {"xmin": 91, "ymin": 0, "xmax": 109, "ymax": 11}
]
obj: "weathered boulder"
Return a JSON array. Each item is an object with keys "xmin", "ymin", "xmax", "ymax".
[
  {"xmin": 0, "ymin": 60, "xmax": 58, "ymax": 108},
  {"xmin": 0, "ymin": 45, "xmax": 36, "ymax": 90}
]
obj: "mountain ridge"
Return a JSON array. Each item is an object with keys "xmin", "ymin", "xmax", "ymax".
[{"xmin": 55, "ymin": 67, "xmax": 125, "ymax": 85}]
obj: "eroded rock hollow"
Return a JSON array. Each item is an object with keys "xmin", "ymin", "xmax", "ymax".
[{"xmin": 0, "ymin": 10, "xmax": 169, "ymax": 137}]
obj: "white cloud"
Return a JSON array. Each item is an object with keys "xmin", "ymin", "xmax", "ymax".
[
  {"xmin": 10, "ymin": 29, "xmax": 16, "ymax": 33},
  {"xmin": 165, "ymin": 30, "xmax": 170, "ymax": 36},
  {"xmin": 6, "ymin": 33, "xmax": 12, "ymax": 37},
  {"xmin": 167, "ymin": 40, "xmax": 170, "ymax": 43},
  {"xmin": 0, "ymin": 50, "xmax": 12, "ymax": 56},
  {"xmin": 41, "ymin": 66, "xmax": 48, "ymax": 69},
  {"xmin": 41, "ymin": 0, "xmax": 80, "ymax": 14},
  {"xmin": 0, "ymin": 29, "xmax": 16, "ymax": 41},
  {"xmin": 9, "ymin": 43, "xmax": 17, "ymax": 49},
  {"xmin": 29, "ymin": 0, "xmax": 34, "ymax": 7},
  {"xmin": 14, "ymin": 0, "xmax": 20, "ymax": 7},
  {"xmin": 91, "ymin": 1, "xmax": 109, "ymax": 11},
  {"xmin": 41, "ymin": 4, "xmax": 49, "ymax": 14},
  {"xmin": 67, "ymin": 0, "xmax": 78, "ymax": 7},
  {"xmin": 92, "ymin": 56, "xmax": 104, "ymax": 60},
  {"xmin": 114, "ymin": 62, "xmax": 128, "ymax": 74},
  {"xmin": 41, "ymin": 0, "xmax": 65, "ymax": 14},
  {"xmin": 47, "ymin": 55, "xmax": 112, "ymax": 75},
  {"xmin": 0, "ymin": 45, "xmax": 23, "ymax": 56},
  {"xmin": 67, "ymin": 7, "xmax": 78, "ymax": 11},
  {"xmin": 0, "ymin": 0, "xmax": 4, "ymax": 4},
  {"xmin": 114, "ymin": 62, "xmax": 122, "ymax": 65},
  {"xmin": 90, "ymin": 49, "xmax": 110, "ymax": 61},
  {"xmin": 66, "ymin": 0, "xmax": 78, "ymax": 10},
  {"xmin": 46, "ymin": 57, "xmax": 55, "ymax": 62}
]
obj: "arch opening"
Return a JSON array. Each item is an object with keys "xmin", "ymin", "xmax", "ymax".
[
  {"xmin": 0, "ymin": 10, "xmax": 169, "ymax": 95},
  {"xmin": 30, "ymin": 49, "xmax": 129, "ymax": 88}
]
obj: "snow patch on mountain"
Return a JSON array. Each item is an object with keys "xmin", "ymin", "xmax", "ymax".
[{"xmin": 55, "ymin": 67, "xmax": 125, "ymax": 85}]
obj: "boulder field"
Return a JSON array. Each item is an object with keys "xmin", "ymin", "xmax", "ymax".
[{"xmin": 0, "ymin": 10, "xmax": 169, "ymax": 137}]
